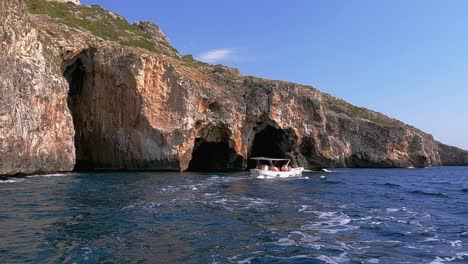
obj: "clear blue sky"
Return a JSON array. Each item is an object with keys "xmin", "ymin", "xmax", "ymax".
[{"xmin": 82, "ymin": 0, "xmax": 468, "ymax": 150}]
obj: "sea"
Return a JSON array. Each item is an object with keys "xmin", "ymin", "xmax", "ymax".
[{"xmin": 1, "ymin": 167, "xmax": 467, "ymax": 263}]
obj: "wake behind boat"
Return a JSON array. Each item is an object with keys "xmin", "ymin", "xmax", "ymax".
[{"xmin": 249, "ymin": 157, "xmax": 304, "ymax": 179}]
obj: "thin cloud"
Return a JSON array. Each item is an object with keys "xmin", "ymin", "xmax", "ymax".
[{"xmin": 197, "ymin": 48, "xmax": 234, "ymax": 63}]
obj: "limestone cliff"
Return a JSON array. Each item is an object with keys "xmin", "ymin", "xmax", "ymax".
[
  {"xmin": 46, "ymin": 0, "xmax": 79, "ymax": 5},
  {"xmin": 1, "ymin": 0, "xmax": 467, "ymax": 175},
  {"xmin": 0, "ymin": 0, "xmax": 74, "ymax": 175}
]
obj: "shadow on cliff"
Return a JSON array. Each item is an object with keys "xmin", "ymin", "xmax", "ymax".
[{"xmin": 62, "ymin": 49, "xmax": 181, "ymax": 171}]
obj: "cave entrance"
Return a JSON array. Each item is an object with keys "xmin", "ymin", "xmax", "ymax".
[
  {"xmin": 248, "ymin": 125, "xmax": 294, "ymax": 168},
  {"xmin": 63, "ymin": 51, "xmax": 93, "ymax": 171},
  {"xmin": 187, "ymin": 138, "xmax": 244, "ymax": 172},
  {"xmin": 65, "ymin": 58, "xmax": 85, "ymax": 99}
]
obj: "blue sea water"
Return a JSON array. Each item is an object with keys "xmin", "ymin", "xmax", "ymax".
[{"xmin": 0, "ymin": 167, "xmax": 467, "ymax": 263}]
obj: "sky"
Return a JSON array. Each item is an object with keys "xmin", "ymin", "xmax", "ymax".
[{"xmin": 82, "ymin": 0, "xmax": 468, "ymax": 150}]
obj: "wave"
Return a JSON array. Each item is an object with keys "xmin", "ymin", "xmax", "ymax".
[
  {"xmin": 27, "ymin": 173, "xmax": 73, "ymax": 178},
  {"xmin": 382, "ymin": 183, "xmax": 401, "ymax": 188},
  {"xmin": 324, "ymin": 180, "xmax": 343, "ymax": 185},
  {"xmin": 461, "ymin": 188, "xmax": 468, "ymax": 193},
  {"xmin": 409, "ymin": 190, "xmax": 449, "ymax": 198},
  {"xmin": 0, "ymin": 178, "xmax": 25, "ymax": 183},
  {"xmin": 316, "ymin": 254, "xmax": 349, "ymax": 264},
  {"xmin": 301, "ymin": 211, "xmax": 357, "ymax": 234},
  {"xmin": 386, "ymin": 207, "xmax": 404, "ymax": 213}
]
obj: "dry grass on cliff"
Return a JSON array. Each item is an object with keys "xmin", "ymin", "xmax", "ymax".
[
  {"xmin": 325, "ymin": 95, "xmax": 397, "ymax": 126},
  {"xmin": 26, "ymin": 0, "xmax": 158, "ymax": 52}
]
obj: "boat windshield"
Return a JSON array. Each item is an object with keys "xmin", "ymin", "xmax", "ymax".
[
  {"xmin": 249, "ymin": 157, "xmax": 291, "ymax": 169},
  {"xmin": 249, "ymin": 157, "xmax": 290, "ymax": 162}
]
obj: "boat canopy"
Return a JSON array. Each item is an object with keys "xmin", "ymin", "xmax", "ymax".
[{"xmin": 249, "ymin": 157, "xmax": 290, "ymax": 161}]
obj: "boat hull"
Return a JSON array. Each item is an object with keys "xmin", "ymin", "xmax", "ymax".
[{"xmin": 250, "ymin": 168, "xmax": 304, "ymax": 178}]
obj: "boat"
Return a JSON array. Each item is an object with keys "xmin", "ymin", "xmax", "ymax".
[{"xmin": 249, "ymin": 157, "xmax": 304, "ymax": 178}]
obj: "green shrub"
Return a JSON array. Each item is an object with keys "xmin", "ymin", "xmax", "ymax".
[
  {"xmin": 326, "ymin": 95, "xmax": 393, "ymax": 126},
  {"xmin": 26, "ymin": 0, "xmax": 158, "ymax": 52},
  {"xmin": 182, "ymin": 54, "xmax": 208, "ymax": 68}
]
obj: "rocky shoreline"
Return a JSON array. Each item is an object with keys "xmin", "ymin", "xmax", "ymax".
[{"xmin": 1, "ymin": 0, "xmax": 467, "ymax": 176}]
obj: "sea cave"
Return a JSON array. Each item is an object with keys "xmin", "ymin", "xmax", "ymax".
[
  {"xmin": 187, "ymin": 138, "xmax": 244, "ymax": 172},
  {"xmin": 63, "ymin": 51, "xmax": 95, "ymax": 170},
  {"xmin": 248, "ymin": 125, "xmax": 295, "ymax": 168}
]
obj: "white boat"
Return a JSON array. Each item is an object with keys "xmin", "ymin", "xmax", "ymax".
[{"xmin": 249, "ymin": 157, "xmax": 304, "ymax": 179}]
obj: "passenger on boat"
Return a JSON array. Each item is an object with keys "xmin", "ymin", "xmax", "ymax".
[
  {"xmin": 281, "ymin": 165, "xmax": 290, "ymax": 172},
  {"xmin": 270, "ymin": 166, "xmax": 279, "ymax": 172},
  {"xmin": 261, "ymin": 165, "xmax": 269, "ymax": 171}
]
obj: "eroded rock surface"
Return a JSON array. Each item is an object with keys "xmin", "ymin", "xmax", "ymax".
[
  {"xmin": 0, "ymin": 0, "xmax": 74, "ymax": 175},
  {"xmin": 1, "ymin": 0, "xmax": 467, "ymax": 175},
  {"xmin": 46, "ymin": 0, "xmax": 79, "ymax": 5}
]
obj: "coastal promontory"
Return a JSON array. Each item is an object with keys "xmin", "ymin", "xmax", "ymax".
[{"xmin": 1, "ymin": 0, "xmax": 467, "ymax": 175}]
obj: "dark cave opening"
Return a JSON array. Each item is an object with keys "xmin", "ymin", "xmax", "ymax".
[
  {"xmin": 63, "ymin": 55, "xmax": 92, "ymax": 171},
  {"xmin": 248, "ymin": 125, "xmax": 294, "ymax": 168},
  {"xmin": 187, "ymin": 138, "xmax": 244, "ymax": 172},
  {"xmin": 64, "ymin": 58, "xmax": 85, "ymax": 99}
]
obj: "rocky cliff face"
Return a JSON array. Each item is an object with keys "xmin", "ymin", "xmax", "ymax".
[
  {"xmin": 46, "ymin": 0, "xmax": 79, "ymax": 5},
  {"xmin": 0, "ymin": 0, "xmax": 75, "ymax": 175},
  {"xmin": 1, "ymin": 0, "xmax": 467, "ymax": 175}
]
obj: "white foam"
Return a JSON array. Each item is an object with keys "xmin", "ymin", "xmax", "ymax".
[
  {"xmin": 429, "ymin": 257, "xmax": 458, "ymax": 264},
  {"xmin": 318, "ymin": 211, "xmax": 352, "ymax": 225},
  {"xmin": 121, "ymin": 204, "xmax": 136, "ymax": 210},
  {"xmin": 409, "ymin": 220, "xmax": 423, "ymax": 227},
  {"xmin": 275, "ymin": 238, "xmax": 297, "ymax": 246},
  {"xmin": 386, "ymin": 207, "xmax": 402, "ymax": 212},
  {"xmin": 298, "ymin": 205, "xmax": 314, "ymax": 213},
  {"xmin": 301, "ymin": 211, "xmax": 357, "ymax": 234},
  {"xmin": 316, "ymin": 253, "xmax": 348, "ymax": 264},
  {"xmin": 0, "ymin": 179, "xmax": 24, "ymax": 183},
  {"xmin": 360, "ymin": 240, "xmax": 402, "ymax": 244},
  {"xmin": 237, "ymin": 257, "xmax": 254, "ymax": 264},
  {"xmin": 290, "ymin": 231, "xmax": 320, "ymax": 243},
  {"xmin": 271, "ymin": 255, "xmax": 312, "ymax": 260},
  {"xmin": 28, "ymin": 173, "xmax": 72, "ymax": 178},
  {"xmin": 449, "ymin": 240, "xmax": 462, "ymax": 247},
  {"xmin": 423, "ymin": 235, "xmax": 440, "ymax": 242},
  {"xmin": 429, "ymin": 252, "xmax": 468, "ymax": 264}
]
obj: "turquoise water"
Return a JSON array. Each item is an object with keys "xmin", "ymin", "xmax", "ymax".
[{"xmin": 1, "ymin": 167, "xmax": 467, "ymax": 263}]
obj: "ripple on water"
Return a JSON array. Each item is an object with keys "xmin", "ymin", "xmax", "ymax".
[
  {"xmin": 409, "ymin": 190, "xmax": 449, "ymax": 198},
  {"xmin": 323, "ymin": 180, "xmax": 344, "ymax": 185},
  {"xmin": 300, "ymin": 211, "xmax": 357, "ymax": 234},
  {"xmin": 382, "ymin": 182, "xmax": 401, "ymax": 188},
  {"xmin": 1, "ymin": 168, "xmax": 468, "ymax": 263}
]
